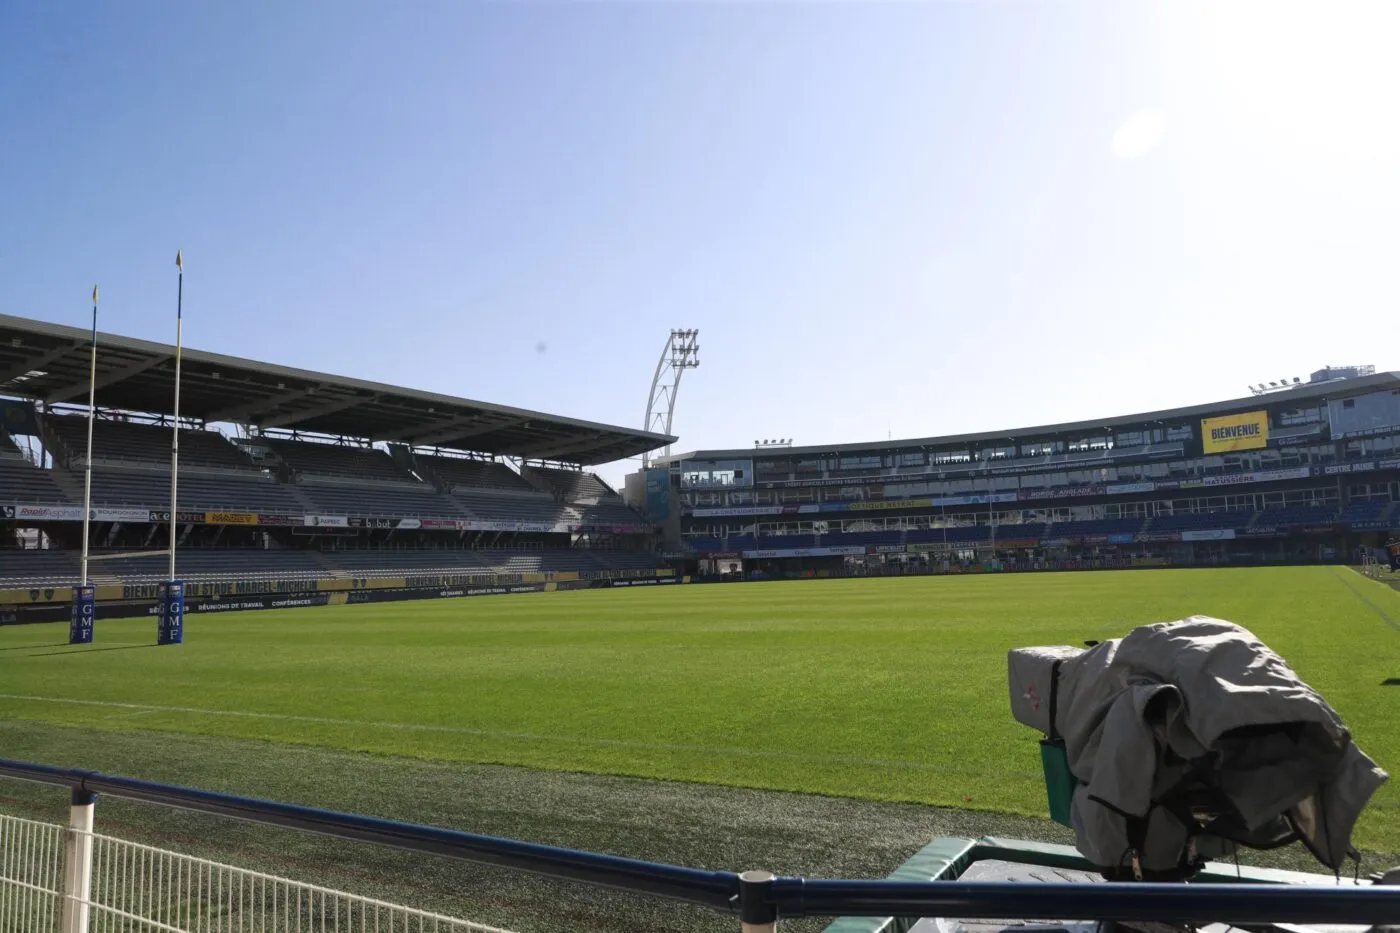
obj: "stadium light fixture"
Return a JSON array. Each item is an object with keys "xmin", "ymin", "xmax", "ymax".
[{"xmin": 642, "ymin": 329, "xmax": 700, "ymax": 468}]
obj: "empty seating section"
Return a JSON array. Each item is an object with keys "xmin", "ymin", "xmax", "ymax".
[
  {"xmin": 0, "ymin": 546, "xmax": 663, "ymax": 583},
  {"xmin": 752, "ymin": 534, "xmax": 815, "ymax": 550},
  {"xmin": 89, "ymin": 549, "xmax": 328, "ymax": 582},
  {"xmin": 267, "ymin": 439, "xmax": 413, "ymax": 484},
  {"xmin": 1046, "ymin": 518, "xmax": 1139, "ymax": 537},
  {"xmin": 826, "ymin": 530, "xmax": 903, "ymax": 546},
  {"xmin": 1341, "ymin": 500, "xmax": 1388, "ymax": 523},
  {"xmin": 298, "ymin": 484, "xmax": 462, "ymax": 518},
  {"xmin": 415, "ymin": 455, "xmax": 533, "ymax": 492},
  {"xmin": 0, "ymin": 550, "xmax": 80, "ymax": 585},
  {"xmin": 47, "ymin": 417, "xmax": 254, "ymax": 471},
  {"xmin": 322, "ymin": 548, "xmax": 655, "ymax": 575},
  {"xmin": 451, "ymin": 490, "xmax": 571, "ymax": 525},
  {"xmin": 1254, "ymin": 505, "xmax": 1339, "ymax": 528},
  {"xmin": 84, "ymin": 470, "xmax": 303, "ymax": 511},
  {"xmin": 529, "ymin": 467, "xmax": 613, "ymax": 500},
  {"xmin": 1147, "ymin": 510, "xmax": 1255, "ymax": 532},
  {"xmin": 575, "ymin": 500, "xmax": 645, "ymax": 526},
  {"xmin": 0, "ymin": 458, "xmax": 71, "ymax": 504}
]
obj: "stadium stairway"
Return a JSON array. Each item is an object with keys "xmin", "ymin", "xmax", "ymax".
[
  {"xmin": 282, "ymin": 483, "xmax": 320, "ymax": 513},
  {"xmin": 42, "ymin": 464, "xmax": 85, "ymax": 503}
]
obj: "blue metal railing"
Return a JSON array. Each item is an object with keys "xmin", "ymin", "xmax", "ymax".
[{"xmin": 1, "ymin": 757, "xmax": 1397, "ymax": 927}]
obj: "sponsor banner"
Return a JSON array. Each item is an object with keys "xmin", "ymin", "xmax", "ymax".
[
  {"xmin": 121, "ymin": 579, "xmax": 321, "ymax": 600},
  {"xmin": 146, "ymin": 594, "xmax": 333, "ymax": 615},
  {"xmin": 346, "ymin": 583, "xmax": 550, "ymax": 605},
  {"xmin": 1107, "ymin": 533, "xmax": 1136, "ymax": 544},
  {"xmin": 742, "ymin": 545, "xmax": 865, "ymax": 559},
  {"xmin": 993, "ymin": 537, "xmax": 1040, "ymax": 549},
  {"xmin": 0, "ymin": 505, "xmax": 12, "ymax": 519},
  {"xmin": 257, "ymin": 513, "xmax": 305, "ymax": 526},
  {"xmin": 348, "ymin": 517, "xmax": 398, "ymax": 529},
  {"xmin": 846, "ymin": 498, "xmax": 933, "ymax": 511},
  {"xmin": 873, "ymin": 544, "xmax": 906, "ymax": 553},
  {"xmin": 692, "ymin": 506, "xmax": 781, "ymax": 518},
  {"xmin": 1297, "ymin": 524, "xmax": 1337, "ymax": 535},
  {"xmin": 305, "ymin": 515, "xmax": 349, "ymax": 528},
  {"xmin": 1, "ymin": 567, "xmax": 662, "ymax": 606},
  {"xmin": 13, "ymin": 505, "xmax": 85, "ymax": 522},
  {"xmin": 396, "ymin": 518, "xmax": 422, "ymax": 530},
  {"xmin": 470, "ymin": 520, "xmax": 560, "ymax": 533},
  {"xmin": 148, "ymin": 509, "xmax": 207, "ymax": 524},
  {"xmin": 1202, "ymin": 410, "xmax": 1269, "ymax": 453},
  {"xmin": 206, "ymin": 511, "xmax": 258, "ymax": 525},
  {"xmin": 1080, "ymin": 535, "xmax": 1109, "ymax": 545},
  {"xmin": 1187, "ymin": 466, "xmax": 1311, "ymax": 489},
  {"xmin": 1106, "ymin": 482, "xmax": 1156, "ymax": 495},
  {"xmin": 927, "ymin": 492, "xmax": 1019, "ymax": 508},
  {"xmin": 1240, "ymin": 526, "xmax": 1278, "ymax": 537},
  {"xmin": 1181, "ymin": 529, "xmax": 1237, "ymax": 542},
  {"xmin": 421, "ymin": 518, "xmax": 463, "ymax": 530},
  {"xmin": 1380, "ymin": 458, "xmax": 1400, "ymax": 470},
  {"xmin": 1324, "ymin": 461, "xmax": 1377, "ymax": 475},
  {"xmin": 1348, "ymin": 519, "xmax": 1397, "ymax": 531},
  {"xmin": 90, "ymin": 508, "xmax": 151, "ymax": 523},
  {"xmin": 1018, "ymin": 485, "xmax": 1107, "ymax": 501},
  {"xmin": 1135, "ymin": 532, "xmax": 1182, "ymax": 542}
]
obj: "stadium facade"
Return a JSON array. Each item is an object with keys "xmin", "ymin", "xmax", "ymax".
[
  {"xmin": 639, "ymin": 366, "xmax": 1400, "ymax": 575},
  {"xmin": 0, "ymin": 314, "xmax": 673, "ymax": 598}
]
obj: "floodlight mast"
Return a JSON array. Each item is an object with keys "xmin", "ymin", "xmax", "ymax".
[{"xmin": 642, "ymin": 329, "xmax": 699, "ymax": 468}]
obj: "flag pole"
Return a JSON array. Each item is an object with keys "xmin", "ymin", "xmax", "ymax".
[
  {"xmin": 80, "ymin": 286, "xmax": 99, "ymax": 586},
  {"xmin": 168, "ymin": 251, "xmax": 183, "ymax": 581}
]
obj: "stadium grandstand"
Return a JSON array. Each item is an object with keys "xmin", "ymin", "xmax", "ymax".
[
  {"xmin": 637, "ymin": 365, "xmax": 1400, "ymax": 578},
  {"xmin": 0, "ymin": 313, "xmax": 671, "ymax": 588}
]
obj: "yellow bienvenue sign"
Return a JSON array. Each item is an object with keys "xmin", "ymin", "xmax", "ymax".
[{"xmin": 1201, "ymin": 410, "xmax": 1269, "ymax": 453}]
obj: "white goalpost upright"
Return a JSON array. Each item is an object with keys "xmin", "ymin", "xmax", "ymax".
[
  {"xmin": 157, "ymin": 250, "xmax": 186, "ymax": 646},
  {"xmin": 69, "ymin": 254, "xmax": 189, "ymax": 647},
  {"xmin": 67, "ymin": 287, "xmax": 100, "ymax": 646}
]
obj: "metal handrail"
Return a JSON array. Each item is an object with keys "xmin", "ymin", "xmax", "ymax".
[{"xmin": 0, "ymin": 758, "xmax": 1396, "ymax": 926}]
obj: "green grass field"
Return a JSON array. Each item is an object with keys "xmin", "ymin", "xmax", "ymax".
[{"xmin": 2, "ymin": 566, "xmax": 1397, "ymax": 853}]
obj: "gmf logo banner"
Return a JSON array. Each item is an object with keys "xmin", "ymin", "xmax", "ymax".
[{"xmin": 1201, "ymin": 410, "xmax": 1269, "ymax": 453}]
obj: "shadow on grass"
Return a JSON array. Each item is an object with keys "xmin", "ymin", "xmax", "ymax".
[
  {"xmin": 0, "ymin": 642, "xmax": 68, "ymax": 652},
  {"xmin": 1383, "ymin": 678, "xmax": 1400, "ymax": 686},
  {"xmin": 24, "ymin": 644, "xmax": 157, "ymax": 658}
]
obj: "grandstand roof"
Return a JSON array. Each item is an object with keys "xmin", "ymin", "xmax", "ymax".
[
  {"xmin": 659, "ymin": 369, "xmax": 1400, "ymax": 463},
  {"xmin": 0, "ymin": 314, "xmax": 673, "ymax": 465}
]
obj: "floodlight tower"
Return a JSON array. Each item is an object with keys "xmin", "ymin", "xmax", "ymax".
[{"xmin": 642, "ymin": 329, "xmax": 699, "ymax": 468}]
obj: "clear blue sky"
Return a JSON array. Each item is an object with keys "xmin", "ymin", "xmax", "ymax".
[{"xmin": 2, "ymin": 2, "xmax": 1397, "ymax": 486}]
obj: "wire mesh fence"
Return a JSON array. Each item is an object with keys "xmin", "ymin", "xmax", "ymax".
[
  {"xmin": 1, "ymin": 812, "xmax": 513, "ymax": 933},
  {"xmin": 0, "ymin": 812, "xmax": 65, "ymax": 933},
  {"xmin": 86, "ymin": 831, "xmax": 514, "ymax": 933}
]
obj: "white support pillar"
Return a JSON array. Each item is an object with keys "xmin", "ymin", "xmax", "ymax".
[{"xmin": 60, "ymin": 789, "xmax": 96, "ymax": 933}]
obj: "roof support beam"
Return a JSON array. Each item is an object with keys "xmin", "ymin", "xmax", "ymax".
[
  {"xmin": 0, "ymin": 341, "xmax": 86, "ymax": 388},
  {"xmin": 258, "ymin": 393, "xmax": 379, "ymax": 430},
  {"xmin": 206, "ymin": 386, "xmax": 316, "ymax": 424},
  {"xmin": 404, "ymin": 417, "xmax": 529, "ymax": 447},
  {"xmin": 45, "ymin": 354, "xmax": 171, "ymax": 404}
]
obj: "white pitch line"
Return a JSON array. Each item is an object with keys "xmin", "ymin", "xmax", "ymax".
[{"xmin": 0, "ymin": 693, "xmax": 1026, "ymax": 778}]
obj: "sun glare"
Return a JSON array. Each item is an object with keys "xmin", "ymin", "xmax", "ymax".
[{"xmin": 1200, "ymin": 0, "xmax": 1400, "ymax": 161}]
